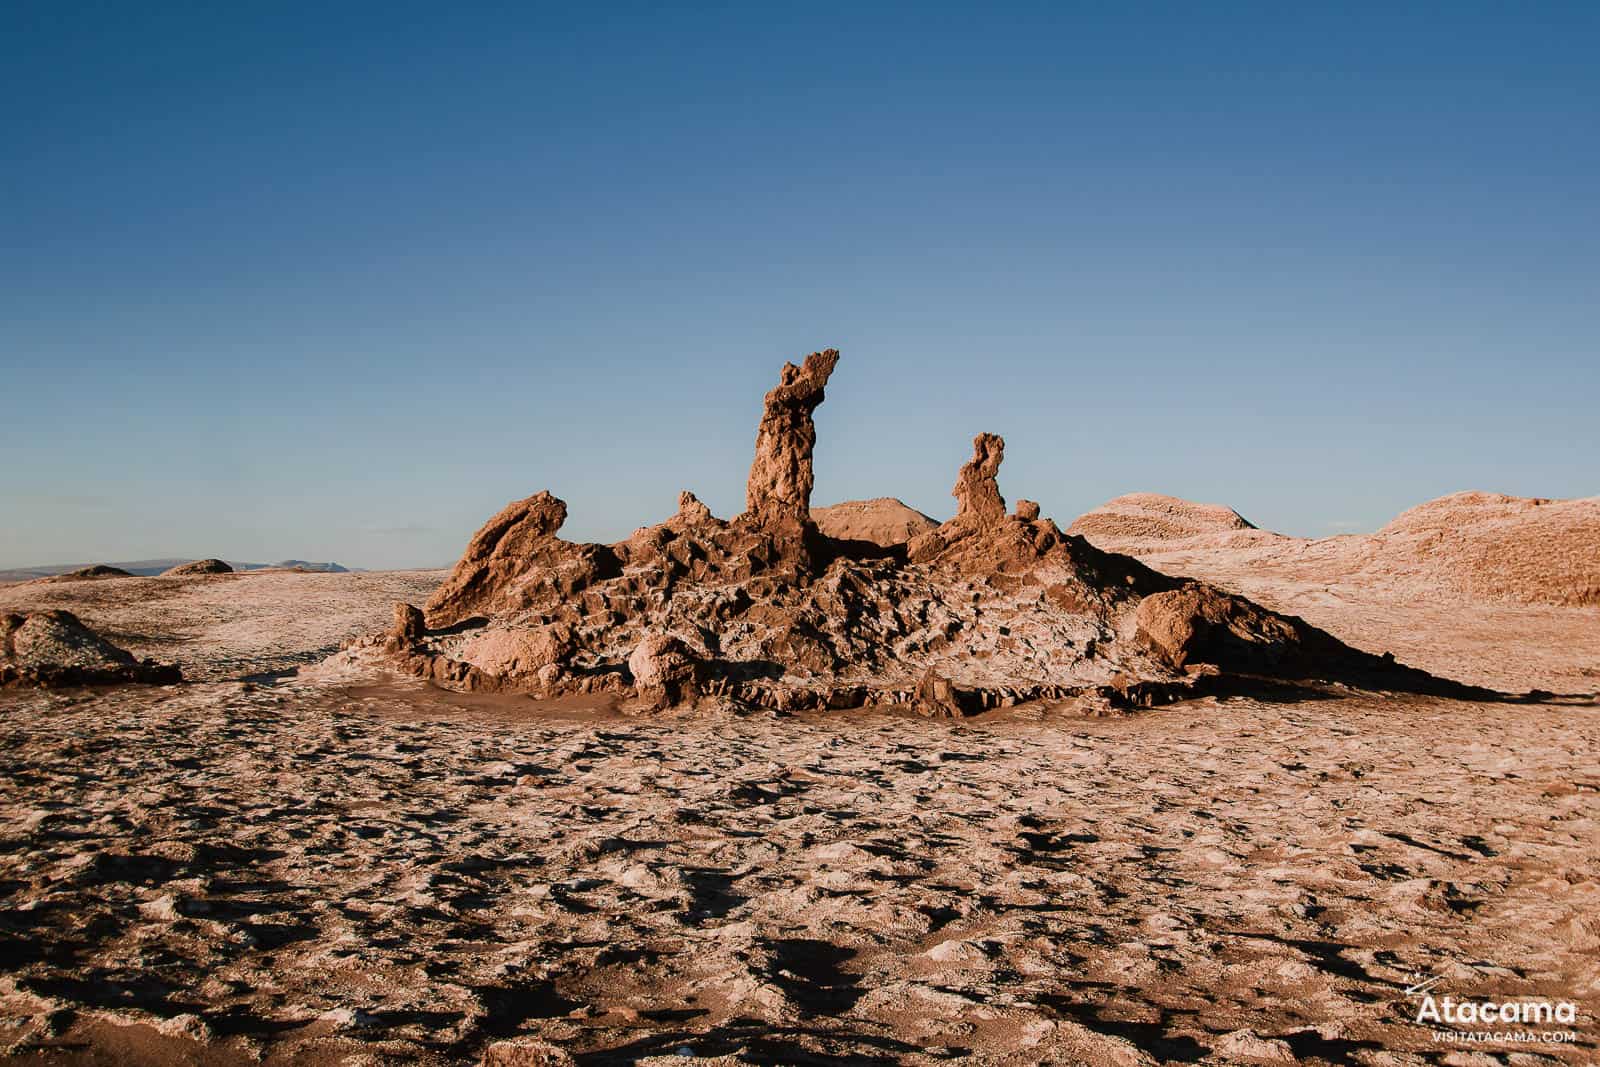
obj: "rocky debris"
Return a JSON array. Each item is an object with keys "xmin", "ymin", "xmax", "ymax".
[
  {"xmin": 744, "ymin": 348, "xmax": 839, "ymax": 525},
  {"xmin": 627, "ymin": 633, "xmax": 704, "ymax": 709},
  {"xmin": 392, "ymin": 602, "xmax": 426, "ymax": 642},
  {"xmin": 1214, "ymin": 1029, "xmax": 1297, "ymax": 1062},
  {"xmin": 459, "ymin": 624, "xmax": 573, "ymax": 680},
  {"xmin": 161, "ymin": 558, "xmax": 233, "ymax": 576},
  {"xmin": 1131, "ymin": 585, "xmax": 1300, "ymax": 670},
  {"xmin": 1, "ymin": 610, "xmax": 180, "ymax": 687},
  {"xmin": 344, "ymin": 348, "xmax": 1479, "ymax": 712},
  {"xmin": 914, "ymin": 668, "xmax": 967, "ymax": 718},
  {"xmin": 810, "ymin": 497, "xmax": 938, "ymax": 547},
  {"xmin": 35, "ymin": 564, "xmax": 134, "ymax": 584},
  {"xmin": 480, "ymin": 1038, "xmax": 575, "ymax": 1066},
  {"xmin": 5, "ymin": 681, "xmax": 1588, "ymax": 1064}
]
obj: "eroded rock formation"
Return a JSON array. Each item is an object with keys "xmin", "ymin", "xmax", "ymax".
[
  {"xmin": 670, "ymin": 490, "xmax": 717, "ymax": 531},
  {"xmin": 340, "ymin": 348, "xmax": 1473, "ymax": 713},
  {"xmin": 744, "ymin": 349, "xmax": 839, "ymax": 526},
  {"xmin": 1, "ymin": 610, "xmax": 181, "ymax": 687},
  {"xmin": 425, "ymin": 491, "xmax": 618, "ymax": 628},
  {"xmin": 952, "ymin": 432, "xmax": 1007, "ymax": 528}
]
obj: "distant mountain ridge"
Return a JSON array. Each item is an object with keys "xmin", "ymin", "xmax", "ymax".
[{"xmin": 0, "ymin": 559, "xmax": 352, "ymax": 583}]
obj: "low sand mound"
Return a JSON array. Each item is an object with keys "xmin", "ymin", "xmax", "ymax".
[
  {"xmin": 35, "ymin": 564, "xmax": 134, "ymax": 584},
  {"xmin": 161, "ymin": 558, "xmax": 235, "ymax": 576},
  {"xmin": 1073, "ymin": 489, "xmax": 1600, "ymax": 611},
  {"xmin": 811, "ymin": 497, "xmax": 938, "ymax": 547},
  {"xmin": 1068, "ymin": 493, "xmax": 1258, "ymax": 554},
  {"xmin": 332, "ymin": 350, "xmax": 1469, "ymax": 713},
  {"xmin": 1375, "ymin": 491, "xmax": 1600, "ymax": 607},
  {"xmin": 1, "ymin": 609, "xmax": 180, "ymax": 687}
]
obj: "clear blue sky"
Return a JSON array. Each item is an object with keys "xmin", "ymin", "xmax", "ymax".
[{"xmin": 4, "ymin": 2, "xmax": 1596, "ymax": 569}]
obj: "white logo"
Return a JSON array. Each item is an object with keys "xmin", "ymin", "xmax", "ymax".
[{"xmin": 1404, "ymin": 970, "xmax": 1580, "ymax": 1047}]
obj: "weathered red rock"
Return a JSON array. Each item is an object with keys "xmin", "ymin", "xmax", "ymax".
[
  {"xmin": 914, "ymin": 669, "xmax": 966, "ymax": 718},
  {"xmin": 628, "ymin": 633, "xmax": 703, "ymax": 709},
  {"xmin": 425, "ymin": 491, "xmax": 618, "ymax": 627},
  {"xmin": 393, "ymin": 602, "xmax": 426, "ymax": 641},
  {"xmin": 744, "ymin": 349, "xmax": 839, "ymax": 526},
  {"xmin": 951, "ymin": 433, "xmax": 1007, "ymax": 528},
  {"xmin": 461, "ymin": 624, "xmax": 574, "ymax": 678},
  {"xmin": 669, "ymin": 490, "xmax": 720, "ymax": 531},
  {"xmin": 1132, "ymin": 585, "xmax": 1297, "ymax": 670}
]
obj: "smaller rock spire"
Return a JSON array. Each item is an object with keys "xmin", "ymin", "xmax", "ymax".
[{"xmin": 952, "ymin": 433, "xmax": 1007, "ymax": 527}]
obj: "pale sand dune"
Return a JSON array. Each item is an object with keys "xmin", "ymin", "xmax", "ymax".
[{"xmin": 1070, "ymin": 492, "xmax": 1600, "ymax": 693}]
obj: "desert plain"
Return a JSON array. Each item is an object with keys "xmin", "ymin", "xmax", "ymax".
[{"xmin": 1, "ymin": 354, "xmax": 1597, "ymax": 1067}]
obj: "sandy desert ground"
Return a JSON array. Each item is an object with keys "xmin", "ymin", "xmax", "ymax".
[
  {"xmin": 0, "ymin": 571, "xmax": 447, "ymax": 683},
  {"xmin": 1, "ymin": 556, "xmax": 1598, "ymax": 1066}
]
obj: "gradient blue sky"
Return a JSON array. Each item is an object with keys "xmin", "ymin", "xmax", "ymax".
[{"xmin": 4, "ymin": 2, "xmax": 1596, "ymax": 570}]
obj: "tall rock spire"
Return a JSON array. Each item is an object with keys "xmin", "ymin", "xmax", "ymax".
[{"xmin": 744, "ymin": 349, "xmax": 840, "ymax": 524}]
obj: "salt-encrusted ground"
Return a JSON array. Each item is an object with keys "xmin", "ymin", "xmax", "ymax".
[
  {"xmin": 0, "ymin": 571, "xmax": 1597, "ymax": 1065},
  {"xmin": 0, "ymin": 571, "xmax": 447, "ymax": 683}
]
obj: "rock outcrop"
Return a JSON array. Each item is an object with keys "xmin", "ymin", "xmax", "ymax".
[
  {"xmin": 1131, "ymin": 585, "xmax": 1299, "ymax": 671},
  {"xmin": 744, "ymin": 349, "xmax": 839, "ymax": 526},
  {"xmin": 628, "ymin": 633, "xmax": 704, "ymax": 710},
  {"xmin": 162, "ymin": 558, "xmax": 233, "ymax": 576},
  {"xmin": 392, "ymin": 602, "xmax": 426, "ymax": 642},
  {"xmin": 670, "ymin": 490, "xmax": 718, "ymax": 531},
  {"xmin": 340, "ymin": 347, "xmax": 1477, "ymax": 712},
  {"xmin": 811, "ymin": 498, "xmax": 938, "ymax": 548},
  {"xmin": 424, "ymin": 491, "xmax": 619, "ymax": 627},
  {"xmin": 1, "ymin": 610, "xmax": 181, "ymax": 687},
  {"xmin": 36, "ymin": 565, "xmax": 134, "ymax": 584}
]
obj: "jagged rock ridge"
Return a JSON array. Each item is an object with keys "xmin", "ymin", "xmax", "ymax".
[{"xmin": 341, "ymin": 349, "xmax": 1471, "ymax": 713}]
